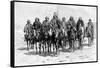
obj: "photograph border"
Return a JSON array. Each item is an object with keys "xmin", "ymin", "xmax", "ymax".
[{"xmin": 10, "ymin": 1, "xmax": 98, "ymax": 67}]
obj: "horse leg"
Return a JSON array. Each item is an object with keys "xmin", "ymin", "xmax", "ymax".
[
  {"xmin": 72, "ymin": 40, "xmax": 75, "ymax": 52},
  {"xmin": 58, "ymin": 39, "xmax": 60, "ymax": 53},
  {"xmin": 49, "ymin": 41, "xmax": 51, "ymax": 53},
  {"xmin": 46, "ymin": 41, "xmax": 48, "ymax": 53},
  {"xmin": 38, "ymin": 42, "xmax": 41, "ymax": 54},
  {"xmin": 45, "ymin": 41, "xmax": 47, "ymax": 53},
  {"xmin": 88, "ymin": 37, "xmax": 91, "ymax": 46},
  {"xmin": 47, "ymin": 41, "xmax": 49, "ymax": 54},
  {"xmin": 56, "ymin": 40, "xmax": 58, "ymax": 51},
  {"xmin": 28, "ymin": 40, "xmax": 31, "ymax": 50},
  {"xmin": 29, "ymin": 40, "xmax": 30, "ymax": 50},
  {"xmin": 71, "ymin": 40, "xmax": 73, "ymax": 52},
  {"xmin": 35, "ymin": 42, "xmax": 37, "ymax": 54},
  {"xmin": 33, "ymin": 41, "xmax": 36, "ymax": 51},
  {"xmin": 43, "ymin": 42, "xmax": 45, "ymax": 53},
  {"xmin": 69, "ymin": 40, "xmax": 72, "ymax": 49},
  {"xmin": 79, "ymin": 38, "xmax": 82, "ymax": 49},
  {"xmin": 91, "ymin": 33, "xmax": 94, "ymax": 42},
  {"xmin": 69, "ymin": 40, "xmax": 72, "ymax": 51},
  {"xmin": 32, "ymin": 40, "xmax": 35, "ymax": 49},
  {"xmin": 42, "ymin": 42, "xmax": 44, "ymax": 53},
  {"xmin": 39, "ymin": 42, "xmax": 41, "ymax": 54},
  {"xmin": 26, "ymin": 40, "xmax": 28, "ymax": 50},
  {"xmin": 90, "ymin": 35, "xmax": 93, "ymax": 45},
  {"xmin": 52, "ymin": 43, "xmax": 54, "ymax": 55},
  {"xmin": 55, "ymin": 42, "xmax": 58, "ymax": 55},
  {"xmin": 41, "ymin": 41, "xmax": 43, "ymax": 53},
  {"xmin": 31, "ymin": 40, "xmax": 34, "ymax": 49},
  {"xmin": 55, "ymin": 39, "xmax": 58, "ymax": 56},
  {"xmin": 37, "ymin": 42, "xmax": 39, "ymax": 53},
  {"xmin": 42, "ymin": 41, "xmax": 45, "ymax": 53},
  {"xmin": 54, "ymin": 42, "xmax": 56, "ymax": 55},
  {"xmin": 27, "ymin": 40, "xmax": 29, "ymax": 51},
  {"xmin": 45, "ymin": 40, "xmax": 47, "ymax": 54},
  {"xmin": 45, "ymin": 42, "xmax": 47, "ymax": 54}
]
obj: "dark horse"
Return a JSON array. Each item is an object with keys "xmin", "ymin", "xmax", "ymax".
[
  {"xmin": 49, "ymin": 29, "xmax": 57, "ymax": 54},
  {"xmin": 67, "ymin": 26, "xmax": 77, "ymax": 51}
]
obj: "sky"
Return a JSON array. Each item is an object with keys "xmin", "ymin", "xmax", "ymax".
[{"xmin": 15, "ymin": 2, "xmax": 97, "ymax": 31}]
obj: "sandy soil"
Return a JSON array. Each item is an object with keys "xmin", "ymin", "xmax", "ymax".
[{"xmin": 15, "ymin": 31, "xmax": 97, "ymax": 66}]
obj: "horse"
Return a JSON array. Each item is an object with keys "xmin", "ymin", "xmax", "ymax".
[
  {"xmin": 48, "ymin": 28, "xmax": 53, "ymax": 53},
  {"xmin": 47, "ymin": 27, "xmax": 58, "ymax": 55},
  {"xmin": 24, "ymin": 22, "xmax": 33, "ymax": 51},
  {"xmin": 77, "ymin": 24, "xmax": 85, "ymax": 49},
  {"xmin": 41, "ymin": 30, "xmax": 49, "ymax": 54},
  {"xmin": 34, "ymin": 30, "xmax": 42, "ymax": 53},
  {"xmin": 56, "ymin": 29, "xmax": 64, "ymax": 49},
  {"xmin": 67, "ymin": 26, "xmax": 77, "ymax": 52},
  {"xmin": 61, "ymin": 28, "xmax": 68, "ymax": 48},
  {"xmin": 50, "ymin": 29, "xmax": 57, "ymax": 53},
  {"xmin": 24, "ymin": 29, "xmax": 33, "ymax": 51}
]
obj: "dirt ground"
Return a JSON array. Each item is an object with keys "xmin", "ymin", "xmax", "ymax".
[{"xmin": 15, "ymin": 31, "xmax": 97, "ymax": 66}]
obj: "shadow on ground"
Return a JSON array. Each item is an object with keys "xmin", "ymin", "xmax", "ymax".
[
  {"xmin": 24, "ymin": 50, "xmax": 60, "ymax": 57},
  {"xmin": 17, "ymin": 47, "xmax": 28, "ymax": 51},
  {"xmin": 17, "ymin": 43, "xmax": 92, "ymax": 58},
  {"xmin": 59, "ymin": 48, "xmax": 72, "ymax": 52}
]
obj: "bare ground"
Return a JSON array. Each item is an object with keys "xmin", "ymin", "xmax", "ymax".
[{"xmin": 15, "ymin": 31, "xmax": 97, "ymax": 66}]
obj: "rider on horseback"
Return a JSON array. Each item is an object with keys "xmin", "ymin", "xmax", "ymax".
[
  {"xmin": 76, "ymin": 17, "xmax": 85, "ymax": 49},
  {"xmin": 76, "ymin": 17, "xmax": 84, "ymax": 31},
  {"xmin": 67, "ymin": 16, "xmax": 76, "ymax": 34},
  {"xmin": 33, "ymin": 18, "xmax": 42, "ymax": 53},
  {"xmin": 67, "ymin": 16, "xmax": 76, "ymax": 51},
  {"xmin": 61, "ymin": 17, "xmax": 67, "ymax": 30},
  {"xmin": 58, "ymin": 17, "xmax": 67, "ymax": 48},
  {"xmin": 33, "ymin": 18, "xmax": 41, "ymax": 31},
  {"xmin": 24, "ymin": 20, "xmax": 33, "ymax": 50},
  {"xmin": 86, "ymin": 19, "xmax": 94, "ymax": 46},
  {"xmin": 42, "ymin": 16, "xmax": 50, "ymax": 53},
  {"xmin": 42, "ymin": 16, "xmax": 50, "ymax": 33},
  {"xmin": 24, "ymin": 20, "xmax": 33, "ymax": 41},
  {"xmin": 50, "ymin": 12, "xmax": 62, "ymax": 55},
  {"xmin": 50, "ymin": 12, "xmax": 62, "ymax": 32},
  {"xmin": 33, "ymin": 17, "xmax": 42, "ymax": 39},
  {"xmin": 68, "ymin": 16, "xmax": 76, "ymax": 28}
]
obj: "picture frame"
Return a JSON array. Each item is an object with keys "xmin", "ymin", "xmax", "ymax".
[{"xmin": 10, "ymin": 1, "xmax": 98, "ymax": 67}]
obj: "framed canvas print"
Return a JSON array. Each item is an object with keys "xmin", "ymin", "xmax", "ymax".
[{"xmin": 10, "ymin": 1, "xmax": 98, "ymax": 67}]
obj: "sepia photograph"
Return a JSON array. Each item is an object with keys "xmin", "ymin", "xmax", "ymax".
[{"xmin": 11, "ymin": 1, "xmax": 98, "ymax": 67}]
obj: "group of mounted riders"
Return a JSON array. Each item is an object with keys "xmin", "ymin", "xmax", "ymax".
[{"xmin": 24, "ymin": 12, "xmax": 94, "ymax": 56}]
